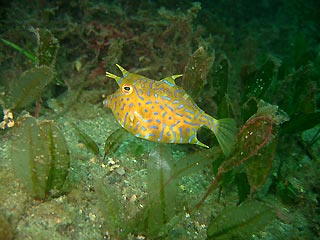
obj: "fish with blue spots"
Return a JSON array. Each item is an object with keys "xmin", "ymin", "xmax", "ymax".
[{"xmin": 104, "ymin": 64, "xmax": 237, "ymax": 156}]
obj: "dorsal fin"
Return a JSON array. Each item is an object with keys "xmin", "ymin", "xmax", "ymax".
[{"xmin": 160, "ymin": 74, "xmax": 183, "ymax": 86}]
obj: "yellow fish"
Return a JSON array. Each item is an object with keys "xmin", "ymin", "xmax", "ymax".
[{"xmin": 104, "ymin": 64, "xmax": 236, "ymax": 156}]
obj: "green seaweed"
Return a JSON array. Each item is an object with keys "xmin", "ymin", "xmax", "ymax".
[
  {"xmin": 212, "ymin": 55, "xmax": 233, "ymax": 118},
  {"xmin": 10, "ymin": 115, "xmax": 70, "ymax": 199},
  {"xmin": 276, "ymin": 180, "xmax": 301, "ymax": 205},
  {"xmin": 242, "ymin": 56, "xmax": 281, "ymax": 102},
  {"xmin": 11, "ymin": 116, "xmax": 51, "ymax": 199},
  {"xmin": 207, "ymin": 200, "xmax": 276, "ymax": 239},
  {"xmin": 181, "ymin": 46, "xmax": 214, "ymax": 102},
  {"xmin": 96, "ymin": 144, "xmax": 192, "ymax": 238},
  {"xmin": 235, "ymin": 172, "xmax": 251, "ymax": 204},
  {"xmin": 0, "ymin": 38, "xmax": 38, "ymax": 64},
  {"xmin": 10, "ymin": 65, "xmax": 55, "ymax": 110},
  {"xmin": 195, "ymin": 101, "xmax": 289, "ymax": 209},
  {"xmin": 279, "ymin": 64, "xmax": 317, "ymax": 115},
  {"xmin": 3, "ymin": 28, "xmax": 61, "ymax": 115},
  {"xmin": 146, "ymin": 145, "xmax": 178, "ymax": 238},
  {"xmin": 95, "ymin": 178, "xmax": 123, "ymax": 237},
  {"xmin": 103, "ymin": 128, "xmax": 128, "ymax": 159},
  {"xmin": 40, "ymin": 121, "xmax": 70, "ymax": 196},
  {"xmin": 31, "ymin": 27, "xmax": 60, "ymax": 67},
  {"xmin": 246, "ymin": 134, "xmax": 277, "ymax": 194},
  {"xmin": 1, "ymin": 28, "xmax": 59, "ymax": 67},
  {"xmin": 71, "ymin": 122, "xmax": 100, "ymax": 156}
]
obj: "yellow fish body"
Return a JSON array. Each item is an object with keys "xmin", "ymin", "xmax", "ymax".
[{"xmin": 104, "ymin": 64, "xmax": 236, "ymax": 156}]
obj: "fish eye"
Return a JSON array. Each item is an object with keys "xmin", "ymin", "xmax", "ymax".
[{"xmin": 122, "ymin": 84, "xmax": 133, "ymax": 95}]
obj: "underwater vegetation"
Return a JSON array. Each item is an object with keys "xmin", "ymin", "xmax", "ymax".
[
  {"xmin": 1, "ymin": 28, "xmax": 59, "ymax": 117},
  {"xmin": 98, "ymin": 96, "xmax": 288, "ymax": 239},
  {"xmin": 10, "ymin": 115, "xmax": 70, "ymax": 199},
  {"xmin": 0, "ymin": 0, "xmax": 319, "ymax": 239}
]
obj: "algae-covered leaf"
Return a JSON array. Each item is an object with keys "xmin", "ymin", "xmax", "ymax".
[
  {"xmin": 212, "ymin": 55, "xmax": 229, "ymax": 101},
  {"xmin": 104, "ymin": 128, "xmax": 128, "ymax": 158},
  {"xmin": 181, "ymin": 46, "xmax": 214, "ymax": 102},
  {"xmin": 10, "ymin": 116, "xmax": 50, "ymax": 199},
  {"xmin": 223, "ymin": 100, "xmax": 288, "ymax": 171},
  {"xmin": 212, "ymin": 55, "xmax": 232, "ymax": 118},
  {"xmin": 10, "ymin": 116, "xmax": 70, "ymax": 199},
  {"xmin": 277, "ymin": 64, "xmax": 316, "ymax": 115},
  {"xmin": 11, "ymin": 65, "xmax": 55, "ymax": 109},
  {"xmin": 196, "ymin": 101, "xmax": 289, "ymax": 209},
  {"xmin": 235, "ymin": 172, "xmax": 251, "ymax": 204},
  {"xmin": 32, "ymin": 28, "xmax": 60, "ymax": 67},
  {"xmin": 246, "ymin": 134, "xmax": 277, "ymax": 193},
  {"xmin": 223, "ymin": 116, "xmax": 274, "ymax": 172},
  {"xmin": 71, "ymin": 122, "xmax": 100, "ymax": 156},
  {"xmin": 243, "ymin": 56, "xmax": 280, "ymax": 102},
  {"xmin": 253, "ymin": 100, "xmax": 290, "ymax": 125},
  {"xmin": 207, "ymin": 201, "xmax": 276, "ymax": 239},
  {"xmin": 147, "ymin": 145, "xmax": 177, "ymax": 237},
  {"xmin": 95, "ymin": 178, "xmax": 123, "ymax": 238},
  {"xmin": 40, "ymin": 121, "xmax": 70, "ymax": 195},
  {"xmin": 242, "ymin": 102, "xmax": 282, "ymax": 192}
]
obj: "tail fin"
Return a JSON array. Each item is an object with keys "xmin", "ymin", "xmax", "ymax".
[{"xmin": 212, "ymin": 118, "xmax": 237, "ymax": 156}]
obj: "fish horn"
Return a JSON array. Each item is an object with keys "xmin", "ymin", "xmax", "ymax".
[
  {"xmin": 106, "ymin": 64, "xmax": 129, "ymax": 85},
  {"xmin": 105, "ymin": 71, "xmax": 121, "ymax": 82},
  {"xmin": 116, "ymin": 64, "xmax": 129, "ymax": 76}
]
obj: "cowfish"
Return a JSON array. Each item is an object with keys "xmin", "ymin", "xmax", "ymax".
[{"xmin": 104, "ymin": 64, "xmax": 237, "ymax": 156}]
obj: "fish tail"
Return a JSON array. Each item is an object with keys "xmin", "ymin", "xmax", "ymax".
[{"xmin": 211, "ymin": 118, "xmax": 237, "ymax": 156}]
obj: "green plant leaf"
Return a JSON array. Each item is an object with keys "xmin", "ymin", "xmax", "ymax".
[
  {"xmin": 40, "ymin": 121, "xmax": 70, "ymax": 195},
  {"xmin": 223, "ymin": 115, "xmax": 274, "ymax": 172},
  {"xmin": 242, "ymin": 56, "xmax": 280, "ymax": 102},
  {"xmin": 246, "ymin": 134, "xmax": 277, "ymax": 193},
  {"xmin": 277, "ymin": 64, "xmax": 316, "ymax": 115},
  {"xmin": 211, "ymin": 55, "xmax": 233, "ymax": 118},
  {"xmin": 224, "ymin": 100, "xmax": 289, "ymax": 171},
  {"xmin": 212, "ymin": 55, "xmax": 229, "ymax": 101},
  {"xmin": 181, "ymin": 46, "xmax": 214, "ymax": 102},
  {"xmin": 10, "ymin": 116, "xmax": 51, "ymax": 199},
  {"xmin": 11, "ymin": 65, "xmax": 55, "ymax": 109},
  {"xmin": 146, "ymin": 145, "xmax": 177, "ymax": 237},
  {"xmin": 235, "ymin": 172, "xmax": 250, "ymax": 204},
  {"xmin": 95, "ymin": 178, "xmax": 123, "ymax": 237},
  {"xmin": 71, "ymin": 122, "xmax": 100, "ymax": 156},
  {"xmin": 31, "ymin": 28, "xmax": 60, "ymax": 67},
  {"xmin": 207, "ymin": 201, "xmax": 276, "ymax": 239},
  {"xmin": 276, "ymin": 180, "xmax": 300, "ymax": 205},
  {"xmin": 10, "ymin": 116, "xmax": 70, "ymax": 199},
  {"xmin": 1, "ymin": 38, "xmax": 38, "ymax": 64},
  {"xmin": 103, "ymin": 128, "xmax": 128, "ymax": 158},
  {"xmin": 195, "ymin": 101, "xmax": 289, "ymax": 209}
]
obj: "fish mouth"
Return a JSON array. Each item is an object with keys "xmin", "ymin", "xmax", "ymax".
[{"xmin": 103, "ymin": 96, "xmax": 111, "ymax": 108}]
